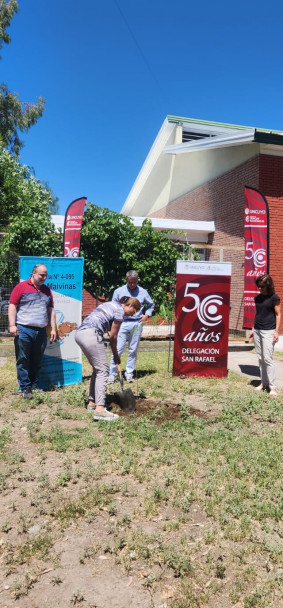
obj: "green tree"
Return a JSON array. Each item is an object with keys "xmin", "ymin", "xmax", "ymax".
[
  {"xmin": 81, "ymin": 204, "xmax": 195, "ymax": 313},
  {"xmin": 0, "ymin": 0, "xmax": 18, "ymax": 54},
  {"xmin": 0, "ymin": 1, "xmax": 45, "ymax": 154},
  {"xmin": 0, "ymin": 150, "xmax": 58, "ymax": 229},
  {"xmin": 0, "ymin": 150, "xmax": 62, "ymax": 284}
]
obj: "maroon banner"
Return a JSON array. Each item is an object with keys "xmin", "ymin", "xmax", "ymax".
[
  {"xmin": 243, "ymin": 186, "xmax": 269, "ymax": 328},
  {"xmin": 63, "ymin": 197, "xmax": 87, "ymax": 257},
  {"xmin": 173, "ymin": 261, "xmax": 232, "ymax": 378}
]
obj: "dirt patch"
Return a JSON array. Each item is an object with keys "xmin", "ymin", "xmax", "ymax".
[
  {"xmin": 1, "ymin": 353, "xmax": 282, "ymax": 608},
  {"xmin": 113, "ymin": 398, "xmax": 210, "ymax": 422}
]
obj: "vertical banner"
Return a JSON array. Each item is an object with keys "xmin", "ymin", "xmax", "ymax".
[
  {"xmin": 63, "ymin": 197, "xmax": 87, "ymax": 257},
  {"xmin": 173, "ymin": 261, "xmax": 232, "ymax": 378},
  {"xmin": 20, "ymin": 257, "xmax": 84, "ymax": 389},
  {"xmin": 243, "ymin": 186, "xmax": 269, "ymax": 328}
]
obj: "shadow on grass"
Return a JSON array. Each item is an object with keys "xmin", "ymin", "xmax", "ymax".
[
  {"xmin": 239, "ymin": 364, "xmax": 260, "ymax": 378},
  {"xmin": 134, "ymin": 369, "xmax": 157, "ymax": 379}
]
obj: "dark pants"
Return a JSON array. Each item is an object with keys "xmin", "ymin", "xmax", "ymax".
[{"xmin": 15, "ymin": 325, "xmax": 47, "ymax": 390}]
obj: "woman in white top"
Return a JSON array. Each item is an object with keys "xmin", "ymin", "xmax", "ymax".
[{"xmin": 75, "ymin": 297, "xmax": 140, "ymax": 420}]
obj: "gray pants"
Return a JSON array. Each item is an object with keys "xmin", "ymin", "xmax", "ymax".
[
  {"xmin": 253, "ymin": 329, "xmax": 276, "ymax": 389},
  {"xmin": 75, "ymin": 328, "xmax": 109, "ymax": 406}
]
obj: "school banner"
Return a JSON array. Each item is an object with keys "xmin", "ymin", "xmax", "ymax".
[
  {"xmin": 63, "ymin": 197, "xmax": 86, "ymax": 257},
  {"xmin": 243, "ymin": 186, "xmax": 269, "ymax": 328},
  {"xmin": 19, "ymin": 257, "xmax": 84, "ymax": 388},
  {"xmin": 173, "ymin": 261, "xmax": 232, "ymax": 378}
]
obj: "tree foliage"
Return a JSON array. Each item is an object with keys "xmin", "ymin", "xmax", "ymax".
[
  {"xmin": 0, "ymin": 1, "xmax": 45, "ymax": 154},
  {"xmin": 0, "ymin": 150, "xmax": 62, "ymax": 284},
  {"xmin": 81, "ymin": 204, "xmax": 194, "ymax": 313},
  {"xmin": 0, "ymin": 2, "xmax": 60, "ymax": 285},
  {"xmin": 0, "ymin": 84, "xmax": 45, "ymax": 155},
  {"xmin": 0, "ymin": 0, "xmax": 18, "ymax": 54},
  {"xmin": 0, "ymin": 149, "xmax": 58, "ymax": 227}
]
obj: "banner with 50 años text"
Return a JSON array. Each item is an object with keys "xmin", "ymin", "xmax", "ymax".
[
  {"xmin": 20, "ymin": 256, "xmax": 84, "ymax": 389},
  {"xmin": 243, "ymin": 186, "xmax": 269, "ymax": 329},
  {"xmin": 173, "ymin": 261, "xmax": 232, "ymax": 378},
  {"xmin": 63, "ymin": 197, "xmax": 87, "ymax": 257}
]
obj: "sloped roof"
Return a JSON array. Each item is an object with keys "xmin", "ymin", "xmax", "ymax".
[
  {"xmin": 167, "ymin": 115, "xmax": 283, "ymax": 136},
  {"xmin": 121, "ymin": 115, "xmax": 283, "ymax": 218},
  {"xmin": 163, "ymin": 116, "xmax": 283, "ymax": 155}
]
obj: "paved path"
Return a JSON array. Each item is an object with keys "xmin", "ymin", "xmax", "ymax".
[{"xmin": 228, "ymin": 348, "xmax": 283, "ymax": 389}]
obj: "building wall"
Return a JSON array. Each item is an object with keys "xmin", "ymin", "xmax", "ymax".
[
  {"xmin": 82, "ymin": 289, "xmax": 100, "ymax": 317},
  {"xmin": 83, "ymin": 154, "xmax": 283, "ymax": 332},
  {"xmin": 259, "ymin": 155, "xmax": 283, "ymax": 324},
  {"xmin": 150, "ymin": 155, "xmax": 260, "ymax": 331},
  {"xmin": 167, "ymin": 143, "xmax": 259, "ymax": 210}
]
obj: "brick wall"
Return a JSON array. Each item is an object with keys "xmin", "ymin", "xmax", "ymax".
[
  {"xmin": 149, "ymin": 156, "xmax": 260, "ymax": 331},
  {"xmin": 82, "ymin": 154, "xmax": 283, "ymax": 332},
  {"xmin": 82, "ymin": 289, "xmax": 101, "ymax": 317},
  {"xmin": 260, "ymin": 155, "xmax": 283, "ymax": 331}
]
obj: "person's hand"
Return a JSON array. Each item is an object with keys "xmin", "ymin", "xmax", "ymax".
[
  {"xmin": 114, "ymin": 355, "xmax": 121, "ymax": 366},
  {"xmin": 273, "ymin": 330, "xmax": 279, "ymax": 344},
  {"xmin": 139, "ymin": 314, "xmax": 149, "ymax": 323},
  {"xmin": 249, "ymin": 330, "xmax": 254, "ymax": 340},
  {"xmin": 9, "ymin": 325, "xmax": 18, "ymax": 337},
  {"xmin": 50, "ymin": 329, "xmax": 57, "ymax": 343}
]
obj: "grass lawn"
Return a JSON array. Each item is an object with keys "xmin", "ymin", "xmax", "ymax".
[{"xmin": 0, "ymin": 349, "xmax": 282, "ymax": 608}]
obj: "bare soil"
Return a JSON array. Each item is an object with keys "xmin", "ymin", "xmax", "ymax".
[
  {"xmin": 0, "ymin": 392, "xmax": 218, "ymax": 608},
  {"xmin": 1, "ymin": 358, "xmax": 282, "ymax": 608}
]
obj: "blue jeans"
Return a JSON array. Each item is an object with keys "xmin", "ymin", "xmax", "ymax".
[
  {"xmin": 109, "ymin": 320, "xmax": 143, "ymax": 377},
  {"xmin": 15, "ymin": 325, "xmax": 47, "ymax": 391}
]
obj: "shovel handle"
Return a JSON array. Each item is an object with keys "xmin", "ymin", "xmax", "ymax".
[{"xmin": 116, "ymin": 364, "xmax": 124, "ymax": 390}]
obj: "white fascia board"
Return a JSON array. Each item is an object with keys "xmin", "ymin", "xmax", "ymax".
[
  {"xmin": 121, "ymin": 118, "xmax": 175, "ymax": 214},
  {"xmin": 259, "ymin": 143, "xmax": 283, "ymax": 157},
  {"xmin": 129, "ymin": 216, "xmax": 215, "ymax": 232},
  {"xmin": 163, "ymin": 129, "xmax": 255, "ymax": 155}
]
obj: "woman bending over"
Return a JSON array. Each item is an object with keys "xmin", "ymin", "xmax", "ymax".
[{"xmin": 75, "ymin": 297, "xmax": 140, "ymax": 420}]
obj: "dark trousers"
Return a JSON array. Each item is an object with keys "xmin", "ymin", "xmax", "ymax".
[{"xmin": 15, "ymin": 325, "xmax": 47, "ymax": 390}]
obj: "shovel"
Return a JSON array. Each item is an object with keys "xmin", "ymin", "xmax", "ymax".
[{"xmin": 113, "ymin": 364, "xmax": 136, "ymax": 413}]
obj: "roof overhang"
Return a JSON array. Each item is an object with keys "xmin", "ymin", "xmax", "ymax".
[
  {"xmin": 130, "ymin": 217, "xmax": 215, "ymax": 243},
  {"xmin": 163, "ymin": 129, "xmax": 255, "ymax": 155},
  {"xmin": 51, "ymin": 214, "xmax": 214, "ymax": 244},
  {"xmin": 163, "ymin": 117, "xmax": 283, "ymax": 155}
]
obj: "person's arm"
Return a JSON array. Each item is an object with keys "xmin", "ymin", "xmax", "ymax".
[
  {"xmin": 48, "ymin": 307, "xmax": 57, "ymax": 342},
  {"xmin": 273, "ymin": 301, "xmax": 281, "ymax": 343},
  {"xmin": 109, "ymin": 320, "xmax": 121, "ymax": 364},
  {"xmin": 139, "ymin": 291, "xmax": 154, "ymax": 323},
  {"xmin": 8, "ymin": 303, "xmax": 18, "ymax": 337}
]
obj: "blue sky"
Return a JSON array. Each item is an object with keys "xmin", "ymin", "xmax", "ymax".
[{"xmin": 2, "ymin": 0, "xmax": 283, "ymax": 215}]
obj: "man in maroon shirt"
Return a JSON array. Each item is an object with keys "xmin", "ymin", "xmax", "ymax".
[{"xmin": 8, "ymin": 264, "xmax": 57, "ymax": 399}]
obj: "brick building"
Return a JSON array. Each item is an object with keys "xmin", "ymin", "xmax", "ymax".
[{"xmin": 121, "ymin": 116, "xmax": 283, "ymax": 336}]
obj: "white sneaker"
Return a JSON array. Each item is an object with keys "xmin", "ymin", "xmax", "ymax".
[
  {"xmin": 125, "ymin": 374, "xmax": 133, "ymax": 382},
  {"xmin": 93, "ymin": 409, "xmax": 119, "ymax": 421},
  {"xmin": 107, "ymin": 375, "xmax": 116, "ymax": 384}
]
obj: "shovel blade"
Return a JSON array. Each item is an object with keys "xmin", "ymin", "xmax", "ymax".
[{"xmin": 113, "ymin": 387, "xmax": 136, "ymax": 413}]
